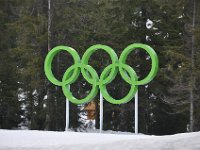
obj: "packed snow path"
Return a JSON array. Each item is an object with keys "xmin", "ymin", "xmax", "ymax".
[{"xmin": 0, "ymin": 130, "xmax": 200, "ymax": 150}]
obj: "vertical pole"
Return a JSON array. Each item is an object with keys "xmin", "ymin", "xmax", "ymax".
[
  {"xmin": 100, "ymin": 92, "xmax": 103, "ymax": 133},
  {"xmin": 135, "ymin": 90, "xmax": 138, "ymax": 134},
  {"xmin": 65, "ymin": 86, "xmax": 70, "ymax": 131},
  {"xmin": 189, "ymin": 0, "xmax": 196, "ymax": 132},
  {"xmin": 65, "ymin": 99, "xmax": 69, "ymax": 131}
]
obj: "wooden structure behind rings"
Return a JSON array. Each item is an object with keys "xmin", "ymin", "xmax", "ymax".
[{"xmin": 84, "ymin": 101, "xmax": 96, "ymax": 120}]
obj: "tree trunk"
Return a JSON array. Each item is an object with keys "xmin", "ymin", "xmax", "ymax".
[
  {"xmin": 189, "ymin": 0, "xmax": 196, "ymax": 132},
  {"xmin": 45, "ymin": 0, "xmax": 53, "ymax": 130}
]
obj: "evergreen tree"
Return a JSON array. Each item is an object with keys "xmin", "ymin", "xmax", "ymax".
[
  {"xmin": 7, "ymin": 0, "xmax": 48, "ymax": 130},
  {"xmin": 0, "ymin": 0, "xmax": 23, "ymax": 129},
  {"xmin": 0, "ymin": 0, "xmax": 200, "ymax": 135}
]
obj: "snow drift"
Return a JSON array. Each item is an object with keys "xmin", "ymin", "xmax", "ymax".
[{"xmin": 0, "ymin": 130, "xmax": 200, "ymax": 150}]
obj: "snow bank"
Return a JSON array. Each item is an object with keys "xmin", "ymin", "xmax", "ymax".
[{"xmin": 0, "ymin": 129, "xmax": 200, "ymax": 150}]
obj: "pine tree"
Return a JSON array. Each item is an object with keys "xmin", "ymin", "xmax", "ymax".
[
  {"xmin": 0, "ymin": 0, "xmax": 23, "ymax": 129},
  {"xmin": 7, "ymin": 0, "xmax": 48, "ymax": 130}
]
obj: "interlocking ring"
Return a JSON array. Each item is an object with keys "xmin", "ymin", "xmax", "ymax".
[{"xmin": 44, "ymin": 43, "xmax": 159, "ymax": 104}]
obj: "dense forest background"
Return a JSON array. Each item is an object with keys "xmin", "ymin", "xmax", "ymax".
[{"xmin": 0, "ymin": 0, "xmax": 200, "ymax": 135}]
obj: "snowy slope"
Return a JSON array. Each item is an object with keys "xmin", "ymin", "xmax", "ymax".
[{"xmin": 0, "ymin": 130, "xmax": 200, "ymax": 150}]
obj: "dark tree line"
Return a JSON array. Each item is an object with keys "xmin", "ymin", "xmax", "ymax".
[{"xmin": 0, "ymin": 0, "xmax": 200, "ymax": 135}]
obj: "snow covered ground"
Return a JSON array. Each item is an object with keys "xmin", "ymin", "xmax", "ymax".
[{"xmin": 0, "ymin": 130, "xmax": 200, "ymax": 150}]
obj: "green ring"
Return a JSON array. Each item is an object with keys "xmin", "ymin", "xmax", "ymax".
[
  {"xmin": 44, "ymin": 46, "xmax": 80, "ymax": 86},
  {"xmin": 99, "ymin": 63, "xmax": 138, "ymax": 104},
  {"xmin": 119, "ymin": 43, "xmax": 159, "ymax": 85},
  {"xmin": 62, "ymin": 64, "xmax": 99, "ymax": 104},
  {"xmin": 81, "ymin": 44, "xmax": 118, "ymax": 85},
  {"xmin": 44, "ymin": 43, "xmax": 159, "ymax": 105}
]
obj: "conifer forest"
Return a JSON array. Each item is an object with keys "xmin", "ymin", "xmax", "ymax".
[{"xmin": 0, "ymin": 0, "xmax": 200, "ymax": 135}]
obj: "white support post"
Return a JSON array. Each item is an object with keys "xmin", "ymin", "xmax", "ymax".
[
  {"xmin": 65, "ymin": 86, "xmax": 70, "ymax": 131},
  {"xmin": 135, "ymin": 90, "xmax": 138, "ymax": 134},
  {"xmin": 65, "ymin": 99, "xmax": 69, "ymax": 131},
  {"xmin": 100, "ymin": 92, "xmax": 103, "ymax": 133}
]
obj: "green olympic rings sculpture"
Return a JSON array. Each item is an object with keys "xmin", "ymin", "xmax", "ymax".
[{"xmin": 44, "ymin": 43, "xmax": 159, "ymax": 105}]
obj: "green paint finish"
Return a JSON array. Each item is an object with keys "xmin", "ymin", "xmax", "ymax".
[{"xmin": 44, "ymin": 43, "xmax": 159, "ymax": 104}]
